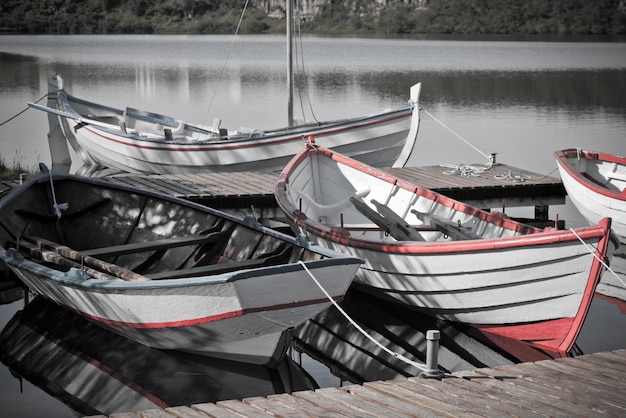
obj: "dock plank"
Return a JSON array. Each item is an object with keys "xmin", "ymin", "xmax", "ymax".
[
  {"xmin": 343, "ymin": 383, "xmax": 450, "ymax": 418},
  {"xmin": 292, "ymin": 389, "xmax": 382, "ymax": 418},
  {"xmin": 364, "ymin": 380, "xmax": 483, "ymax": 417},
  {"xmin": 396, "ymin": 378, "xmax": 509, "ymax": 418},
  {"xmin": 267, "ymin": 392, "xmax": 350, "ymax": 418},
  {"xmin": 314, "ymin": 387, "xmax": 412, "ymax": 418},
  {"xmin": 242, "ymin": 396, "xmax": 312, "ymax": 418},
  {"xmin": 466, "ymin": 368, "xmax": 593, "ymax": 417},
  {"xmin": 215, "ymin": 400, "xmax": 276, "ymax": 417},
  {"xmin": 90, "ymin": 350, "xmax": 626, "ymax": 418},
  {"xmin": 190, "ymin": 403, "xmax": 248, "ymax": 418}
]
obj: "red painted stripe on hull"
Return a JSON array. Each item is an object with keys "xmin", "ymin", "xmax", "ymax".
[
  {"xmin": 79, "ymin": 111, "xmax": 410, "ymax": 152},
  {"xmin": 84, "ymin": 296, "xmax": 340, "ymax": 329}
]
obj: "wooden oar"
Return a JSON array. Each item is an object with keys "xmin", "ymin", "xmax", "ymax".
[
  {"xmin": 24, "ymin": 236, "xmax": 150, "ymax": 281},
  {"xmin": 28, "ymin": 102, "xmax": 137, "ymax": 133},
  {"xmin": 15, "ymin": 240, "xmax": 117, "ymax": 281}
]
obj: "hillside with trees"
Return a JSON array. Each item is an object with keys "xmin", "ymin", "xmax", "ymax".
[{"xmin": 1, "ymin": 0, "xmax": 624, "ymax": 36}]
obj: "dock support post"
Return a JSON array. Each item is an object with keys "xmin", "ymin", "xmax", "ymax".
[{"xmin": 421, "ymin": 330, "xmax": 444, "ymax": 378}]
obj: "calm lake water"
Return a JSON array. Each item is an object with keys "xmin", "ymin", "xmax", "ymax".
[{"xmin": 0, "ymin": 34, "xmax": 625, "ymax": 417}]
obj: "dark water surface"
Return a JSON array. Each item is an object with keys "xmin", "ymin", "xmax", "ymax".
[{"xmin": 0, "ymin": 34, "xmax": 625, "ymax": 417}]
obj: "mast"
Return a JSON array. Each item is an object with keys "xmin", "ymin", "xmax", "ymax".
[{"xmin": 287, "ymin": 0, "xmax": 294, "ymax": 126}]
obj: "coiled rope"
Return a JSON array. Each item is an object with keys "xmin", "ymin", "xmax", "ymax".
[{"xmin": 298, "ymin": 260, "xmax": 429, "ymax": 372}]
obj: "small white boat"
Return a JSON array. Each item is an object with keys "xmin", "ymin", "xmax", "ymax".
[
  {"xmin": 554, "ymin": 148, "xmax": 626, "ymax": 243},
  {"xmin": 275, "ymin": 141, "xmax": 616, "ymax": 355},
  {"xmin": 0, "ymin": 167, "xmax": 361, "ymax": 366},
  {"xmin": 29, "ymin": 72, "xmax": 421, "ymax": 174}
]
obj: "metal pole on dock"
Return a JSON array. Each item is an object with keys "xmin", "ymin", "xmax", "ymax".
[{"xmin": 421, "ymin": 330, "xmax": 444, "ymax": 378}]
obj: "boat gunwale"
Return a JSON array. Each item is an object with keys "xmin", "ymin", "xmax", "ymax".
[
  {"xmin": 0, "ymin": 170, "xmax": 356, "ymax": 261},
  {"xmin": 0, "ymin": 246, "xmax": 361, "ymax": 291},
  {"xmin": 60, "ymin": 91, "xmax": 414, "ymax": 149},
  {"xmin": 555, "ymin": 148, "xmax": 626, "ymax": 201},
  {"xmin": 276, "ymin": 145, "xmax": 615, "ymax": 254}
]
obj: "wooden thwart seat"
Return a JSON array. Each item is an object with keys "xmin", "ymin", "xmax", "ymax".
[
  {"xmin": 370, "ymin": 200, "xmax": 426, "ymax": 241},
  {"xmin": 81, "ymin": 231, "xmax": 226, "ymax": 258},
  {"xmin": 411, "ymin": 209, "xmax": 482, "ymax": 240},
  {"xmin": 145, "ymin": 242, "xmax": 293, "ymax": 280},
  {"xmin": 350, "ymin": 197, "xmax": 421, "ymax": 242}
]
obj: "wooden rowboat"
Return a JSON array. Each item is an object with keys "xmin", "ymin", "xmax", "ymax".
[
  {"xmin": 275, "ymin": 141, "xmax": 616, "ymax": 356},
  {"xmin": 554, "ymin": 148, "xmax": 626, "ymax": 244},
  {"xmin": 0, "ymin": 167, "xmax": 361, "ymax": 366},
  {"xmin": 29, "ymin": 71, "xmax": 421, "ymax": 174}
]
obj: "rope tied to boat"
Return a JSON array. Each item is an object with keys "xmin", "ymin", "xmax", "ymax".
[
  {"xmin": 297, "ymin": 260, "xmax": 429, "ymax": 373},
  {"xmin": 569, "ymin": 228, "xmax": 625, "ymax": 287},
  {"xmin": 44, "ymin": 167, "xmax": 68, "ymax": 220},
  {"xmin": 424, "ymin": 109, "xmax": 491, "ymax": 161},
  {"xmin": 0, "ymin": 90, "xmax": 61, "ymax": 127}
]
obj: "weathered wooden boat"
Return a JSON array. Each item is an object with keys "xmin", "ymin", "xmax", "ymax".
[
  {"xmin": 555, "ymin": 148, "xmax": 626, "ymax": 244},
  {"xmin": 29, "ymin": 71, "xmax": 421, "ymax": 174},
  {"xmin": 0, "ymin": 167, "xmax": 361, "ymax": 366},
  {"xmin": 0, "ymin": 296, "xmax": 317, "ymax": 417},
  {"xmin": 275, "ymin": 141, "xmax": 616, "ymax": 355}
]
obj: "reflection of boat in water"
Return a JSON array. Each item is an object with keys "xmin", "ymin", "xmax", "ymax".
[
  {"xmin": 595, "ymin": 246, "xmax": 626, "ymax": 311},
  {"xmin": 0, "ymin": 274, "xmax": 23, "ymax": 305},
  {"xmin": 0, "ymin": 296, "xmax": 317, "ymax": 417},
  {"xmin": 293, "ymin": 288, "xmax": 561, "ymax": 384}
]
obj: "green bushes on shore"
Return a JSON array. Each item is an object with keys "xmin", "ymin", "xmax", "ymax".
[{"xmin": 1, "ymin": 0, "xmax": 624, "ymax": 35}]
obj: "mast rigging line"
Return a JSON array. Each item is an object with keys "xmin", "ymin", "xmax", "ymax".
[{"xmin": 203, "ymin": 0, "xmax": 250, "ymax": 125}]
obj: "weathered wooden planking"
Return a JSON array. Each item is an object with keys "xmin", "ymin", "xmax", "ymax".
[
  {"xmin": 2, "ymin": 165, "xmax": 564, "ymax": 214},
  {"xmin": 87, "ymin": 349, "xmax": 626, "ymax": 418}
]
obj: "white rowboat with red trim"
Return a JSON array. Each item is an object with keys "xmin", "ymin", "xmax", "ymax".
[
  {"xmin": 275, "ymin": 141, "xmax": 616, "ymax": 356},
  {"xmin": 0, "ymin": 168, "xmax": 361, "ymax": 366},
  {"xmin": 29, "ymin": 72, "xmax": 421, "ymax": 174},
  {"xmin": 555, "ymin": 148, "xmax": 626, "ymax": 244}
]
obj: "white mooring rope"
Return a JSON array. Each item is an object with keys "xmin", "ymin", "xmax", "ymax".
[
  {"xmin": 569, "ymin": 228, "xmax": 625, "ymax": 287},
  {"xmin": 298, "ymin": 260, "xmax": 428, "ymax": 372},
  {"xmin": 48, "ymin": 170, "xmax": 68, "ymax": 220}
]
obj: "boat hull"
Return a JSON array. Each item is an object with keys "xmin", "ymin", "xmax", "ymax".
[
  {"xmin": 555, "ymin": 148, "xmax": 626, "ymax": 243},
  {"xmin": 0, "ymin": 171, "xmax": 360, "ymax": 366},
  {"xmin": 2, "ymin": 250, "xmax": 356, "ymax": 365},
  {"xmin": 276, "ymin": 144, "xmax": 615, "ymax": 354},
  {"xmin": 43, "ymin": 72, "xmax": 421, "ymax": 174}
]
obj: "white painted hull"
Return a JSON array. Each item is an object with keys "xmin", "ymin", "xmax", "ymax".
[
  {"xmin": 309, "ymin": 233, "xmax": 605, "ymax": 324},
  {"xmin": 276, "ymin": 143, "xmax": 615, "ymax": 354},
  {"xmin": 555, "ymin": 148, "xmax": 626, "ymax": 244},
  {"xmin": 37, "ymin": 73, "xmax": 421, "ymax": 174},
  {"xmin": 2, "ymin": 248, "xmax": 357, "ymax": 365},
  {"xmin": 0, "ymin": 171, "xmax": 360, "ymax": 366}
]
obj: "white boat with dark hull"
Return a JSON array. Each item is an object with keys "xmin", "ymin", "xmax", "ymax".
[
  {"xmin": 0, "ymin": 167, "xmax": 361, "ymax": 366},
  {"xmin": 29, "ymin": 72, "xmax": 421, "ymax": 174},
  {"xmin": 555, "ymin": 148, "xmax": 626, "ymax": 244},
  {"xmin": 275, "ymin": 142, "xmax": 616, "ymax": 355}
]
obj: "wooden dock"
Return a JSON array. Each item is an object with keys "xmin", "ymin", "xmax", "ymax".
[
  {"xmin": 85, "ymin": 349, "xmax": 626, "ymax": 417},
  {"xmin": 61, "ymin": 163, "xmax": 563, "ymax": 225}
]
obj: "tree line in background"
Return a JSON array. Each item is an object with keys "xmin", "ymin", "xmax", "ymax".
[{"xmin": 1, "ymin": 0, "xmax": 624, "ymax": 35}]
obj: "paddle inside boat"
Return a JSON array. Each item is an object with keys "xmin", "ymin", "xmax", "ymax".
[
  {"xmin": 0, "ymin": 166, "xmax": 361, "ymax": 366},
  {"xmin": 275, "ymin": 140, "xmax": 617, "ymax": 356}
]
